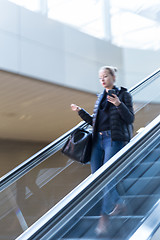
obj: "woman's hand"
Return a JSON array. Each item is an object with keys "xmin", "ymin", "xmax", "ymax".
[
  {"xmin": 71, "ymin": 104, "xmax": 81, "ymax": 112},
  {"xmin": 107, "ymin": 94, "xmax": 121, "ymax": 107}
]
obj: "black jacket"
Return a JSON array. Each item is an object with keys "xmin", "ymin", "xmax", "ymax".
[{"xmin": 78, "ymin": 85, "xmax": 134, "ymax": 142}]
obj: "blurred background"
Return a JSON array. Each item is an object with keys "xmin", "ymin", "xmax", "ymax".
[
  {"xmin": 0, "ymin": 0, "xmax": 160, "ymax": 176},
  {"xmin": 0, "ymin": 1, "xmax": 160, "ymax": 239}
]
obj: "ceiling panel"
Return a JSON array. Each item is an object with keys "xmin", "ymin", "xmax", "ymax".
[{"xmin": 0, "ymin": 70, "xmax": 97, "ymax": 142}]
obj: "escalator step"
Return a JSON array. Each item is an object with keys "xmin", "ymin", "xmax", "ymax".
[
  {"xmin": 62, "ymin": 216, "xmax": 142, "ymax": 239},
  {"xmin": 142, "ymin": 149, "xmax": 160, "ymax": 163},
  {"xmin": 126, "ymin": 161, "xmax": 160, "ymax": 178},
  {"xmin": 123, "ymin": 177, "xmax": 160, "ymax": 195},
  {"xmin": 85, "ymin": 195, "xmax": 159, "ymax": 217}
]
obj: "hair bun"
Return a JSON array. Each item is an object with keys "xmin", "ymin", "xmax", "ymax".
[
  {"xmin": 113, "ymin": 67, "xmax": 118, "ymax": 73},
  {"xmin": 99, "ymin": 65, "xmax": 118, "ymax": 77}
]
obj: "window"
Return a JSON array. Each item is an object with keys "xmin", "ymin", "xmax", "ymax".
[
  {"xmin": 9, "ymin": 0, "xmax": 40, "ymax": 12},
  {"xmin": 9, "ymin": 0, "xmax": 160, "ymax": 50}
]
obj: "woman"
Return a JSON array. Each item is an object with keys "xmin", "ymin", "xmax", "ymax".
[{"xmin": 71, "ymin": 66, "xmax": 134, "ymax": 235}]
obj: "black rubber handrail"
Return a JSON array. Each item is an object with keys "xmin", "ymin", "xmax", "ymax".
[
  {"xmin": 0, "ymin": 121, "xmax": 88, "ymax": 191},
  {"xmin": 0, "ymin": 68, "xmax": 160, "ymax": 191},
  {"xmin": 128, "ymin": 68, "xmax": 160, "ymax": 93}
]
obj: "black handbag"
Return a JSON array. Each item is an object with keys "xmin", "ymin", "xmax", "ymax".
[{"xmin": 61, "ymin": 127, "xmax": 92, "ymax": 164}]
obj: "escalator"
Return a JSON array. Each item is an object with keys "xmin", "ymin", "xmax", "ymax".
[
  {"xmin": 16, "ymin": 114, "xmax": 160, "ymax": 240},
  {"xmin": 60, "ymin": 120, "xmax": 160, "ymax": 240},
  {"xmin": 0, "ymin": 69, "xmax": 160, "ymax": 239}
]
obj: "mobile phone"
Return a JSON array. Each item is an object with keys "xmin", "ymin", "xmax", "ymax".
[{"xmin": 108, "ymin": 89, "xmax": 116, "ymax": 97}]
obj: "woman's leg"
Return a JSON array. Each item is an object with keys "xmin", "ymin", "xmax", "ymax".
[
  {"xmin": 95, "ymin": 132, "xmax": 128, "ymax": 235},
  {"xmin": 90, "ymin": 134, "xmax": 104, "ymax": 174},
  {"xmin": 101, "ymin": 133, "xmax": 127, "ymax": 215},
  {"xmin": 92, "ymin": 133, "xmax": 111, "ymax": 235}
]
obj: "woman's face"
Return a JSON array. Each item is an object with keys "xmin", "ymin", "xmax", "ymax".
[{"xmin": 99, "ymin": 69, "xmax": 115, "ymax": 89}]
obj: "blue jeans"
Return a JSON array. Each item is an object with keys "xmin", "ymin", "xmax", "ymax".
[{"xmin": 90, "ymin": 130, "xmax": 127, "ymax": 215}]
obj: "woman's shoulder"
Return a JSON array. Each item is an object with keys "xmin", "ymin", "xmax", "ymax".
[
  {"xmin": 96, "ymin": 86, "xmax": 131, "ymax": 97},
  {"xmin": 119, "ymin": 87, "xmax": 133, "ymax": 103},
  {"xmin": 96, "ymin": 88, "xmax": 106, "ymax": 97},
  {"xmin": 119, "ymin": 86, "xmax": 131, "ymax": 96},
  {"xmin": 96, "ymin": 92, "xmax": 103, "ymax": 100},
  {"xmin": 120, "ymin": 86, "xmax": 128, "ymax": 91}
]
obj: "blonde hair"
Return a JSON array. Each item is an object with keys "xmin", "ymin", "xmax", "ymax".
[{"xmin": 99, "ymin": 66, "xmax": 118, "ymax": 77}]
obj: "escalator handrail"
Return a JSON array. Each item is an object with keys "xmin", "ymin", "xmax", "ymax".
[
  {"xmin": 0, "ymin": 120, "xmax": 88, "ymax": 190},
  {"xmin": 128, "ymin": 67, "xmax": 160, "ymax": 93},
  {"xmin": 0, "ymin": 68, "xmax": 160, "ymax": 191},
  {"xmin": 16, "ymin": 114, "xmax": 160, "ymax": 240}
]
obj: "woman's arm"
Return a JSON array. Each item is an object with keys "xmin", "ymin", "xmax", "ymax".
[
  {"xmin": 70, "ymin": 104, "xmax": 93, "ymax": 126},
  {"xmin": 78, "ymin": 108, "xmax": 93, "ymax": 126},
  {"xmin": 107, "ymin": 92, "xmax": 134, "ymax": 124},
  {"xmin": 116, "ymin": 92, "xmax": 134, "ymax": 124}
]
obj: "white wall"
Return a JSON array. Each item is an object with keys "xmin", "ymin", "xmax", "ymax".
[
  {"xmin": 0, "ymin": 0, "xmax": 123, "ymax": 95},
  {"xmin": 123, "ymin": 48, "xmax": 160, "ymax": 89},
  {"xmin": 0, "ymin": 0, "xmax": 159, "ymax": 97}
]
